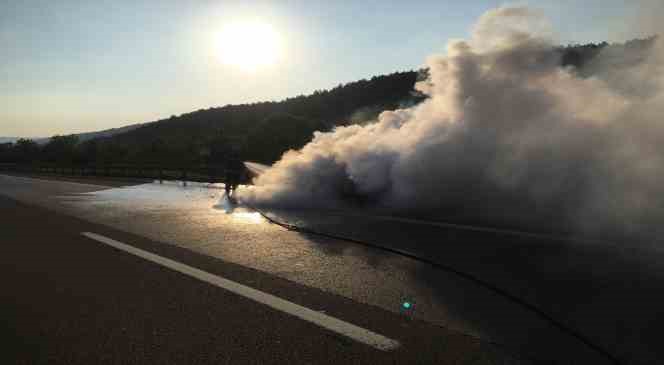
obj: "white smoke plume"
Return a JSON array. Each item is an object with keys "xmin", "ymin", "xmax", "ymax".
[{"xmin": 237, "ymin": 6, "xmax": 664, "ymax": 240}]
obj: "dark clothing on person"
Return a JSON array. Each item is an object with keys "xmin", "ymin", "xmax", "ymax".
[{"xmin": 225, "ymin": 158, "xmax": 244, "ymax": 197}]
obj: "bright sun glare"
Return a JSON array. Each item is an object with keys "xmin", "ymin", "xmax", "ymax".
[{"xmin": 216, "ymin": 21, "xmax": 281, "ymax": 71}]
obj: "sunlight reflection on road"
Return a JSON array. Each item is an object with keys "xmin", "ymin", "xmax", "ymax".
[
  {"xmin": 1, "ymin": 174, "xmax": 615, "ymax": 363},
  {"xmin": 66, "ymin": 180, "xmax": 266, "ymax": 225}
]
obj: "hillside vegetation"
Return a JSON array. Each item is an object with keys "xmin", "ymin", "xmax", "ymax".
[{"xmin": 0, "ymin": 38, "xmax": 656, "ymax": 167}]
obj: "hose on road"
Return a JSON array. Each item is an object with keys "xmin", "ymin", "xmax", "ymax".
[{"xmin": 248, "ymin": 204, "xmax": 623, "ymax": 365}]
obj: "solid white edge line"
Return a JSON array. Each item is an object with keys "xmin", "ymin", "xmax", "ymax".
[{"xmin": 81, "ymin": 232, "xmax": 400, "ymax": 351}]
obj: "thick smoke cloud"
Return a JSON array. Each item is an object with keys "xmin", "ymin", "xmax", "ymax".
[{"xmin": 237, "ymin": 6, "xmax": 664, "ymax": 240}]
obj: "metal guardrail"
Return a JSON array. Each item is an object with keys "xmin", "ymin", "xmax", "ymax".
[{"xmin": 0, "ymin": 163, "xmax": 244, "ymax": 184}]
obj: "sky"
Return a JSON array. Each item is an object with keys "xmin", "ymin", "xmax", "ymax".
[{"xmin": 0, "ymin": 0, "xmax": 650, "ymax": 138}]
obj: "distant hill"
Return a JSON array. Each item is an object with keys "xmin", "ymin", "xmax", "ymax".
[
  {"xmin": 1, "ymin": 38, "xmax": 657, "ymax": 166},
  {"xmin": 97, "ymin": 38, "xmax": 657, "ymax": 164},
  {"xmin": 1, "ymin": 123, "xmax": 147, "ymax": 146},
  {"xmin": 0, "ymin": 137, "xmax": 19, "ymax": 144},
  {"xmin": 69, "ymin": 123, "xmax": 148, "ymax": 143},
  {"xmin": 100, "ymin": 70, "xmax": 424, "ymax": 164}
]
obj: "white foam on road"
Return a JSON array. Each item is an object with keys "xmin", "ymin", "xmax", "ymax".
[{"xmin": 81, "ymin": 232, "xmax": 401, "ymax": 351}]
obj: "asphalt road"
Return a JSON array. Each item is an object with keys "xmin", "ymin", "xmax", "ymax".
[
  {"xmin": 0, "ymin": 194, "xmax": 531, "ymax": 364},
  {"xmin": 261, "ymin": 207, "xmax": 664, "ymax": 365},
  {"xmin": 0, "ymin": 174, "xmax": 542, "ymax": 364},
  {"xmin": 3, "ymin": 174, "xmax": 656, "ymax": 363}
]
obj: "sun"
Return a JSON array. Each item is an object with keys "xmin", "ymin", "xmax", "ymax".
[{"xmin": 216, "ymin": 21, "xmax": 281, "ymax": 71}]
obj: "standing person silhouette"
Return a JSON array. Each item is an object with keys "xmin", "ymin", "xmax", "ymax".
[{"xmin": 224, "ymin": 147, "xmax": 244, "ymax": 202}]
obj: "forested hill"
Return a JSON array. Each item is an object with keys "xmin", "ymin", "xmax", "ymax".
[
  {"xmin": 0, "ymin": 37, "xmax": 656, "ymax": 166},
  {"xmin": 107, "ymin": 70, "xmax": 424, "ymax": 164}
]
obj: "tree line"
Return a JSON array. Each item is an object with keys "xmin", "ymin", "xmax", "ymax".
[
  {"xmin": 1, "ymin": 38, "xmax": 656, "ymax": 168},
  {"xmin": 1, "ymin": 70, "xmax": 424, "ymax": 166}
]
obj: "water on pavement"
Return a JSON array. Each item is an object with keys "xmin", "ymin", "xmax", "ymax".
[{"xmin": 4, "ymin": 174, "xmax": 659, "ymax": 364}]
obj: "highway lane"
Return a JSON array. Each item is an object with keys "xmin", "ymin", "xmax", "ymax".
[
  {"xmin": 261, "ymin": 207, "xmax": 664, "ymax": 364},
  {"xmin": 0, "ymin": 174, "xmax": 616, "ymax": 363},
  {"xmin": 0, "ymin": 195, "xmax": 526, "ymax": 364}
]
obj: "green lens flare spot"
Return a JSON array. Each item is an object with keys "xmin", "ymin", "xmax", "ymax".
[{"xmin": 402, "ymin": 301, "xmax": 412, "ymax": 309}]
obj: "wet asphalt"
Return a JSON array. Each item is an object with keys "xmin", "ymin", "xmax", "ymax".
[
  {"xmin": 1, "ymin": 195, "xmax": 535, "ymax": 364},
  {"xmin": 2, "ymin": 174, "xmax": 657, "ymax": 364}
]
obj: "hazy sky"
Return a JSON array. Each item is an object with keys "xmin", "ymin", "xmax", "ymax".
[{"xmin": 0, "ymin": 0, "xmax": 648, "ymax": 137}]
